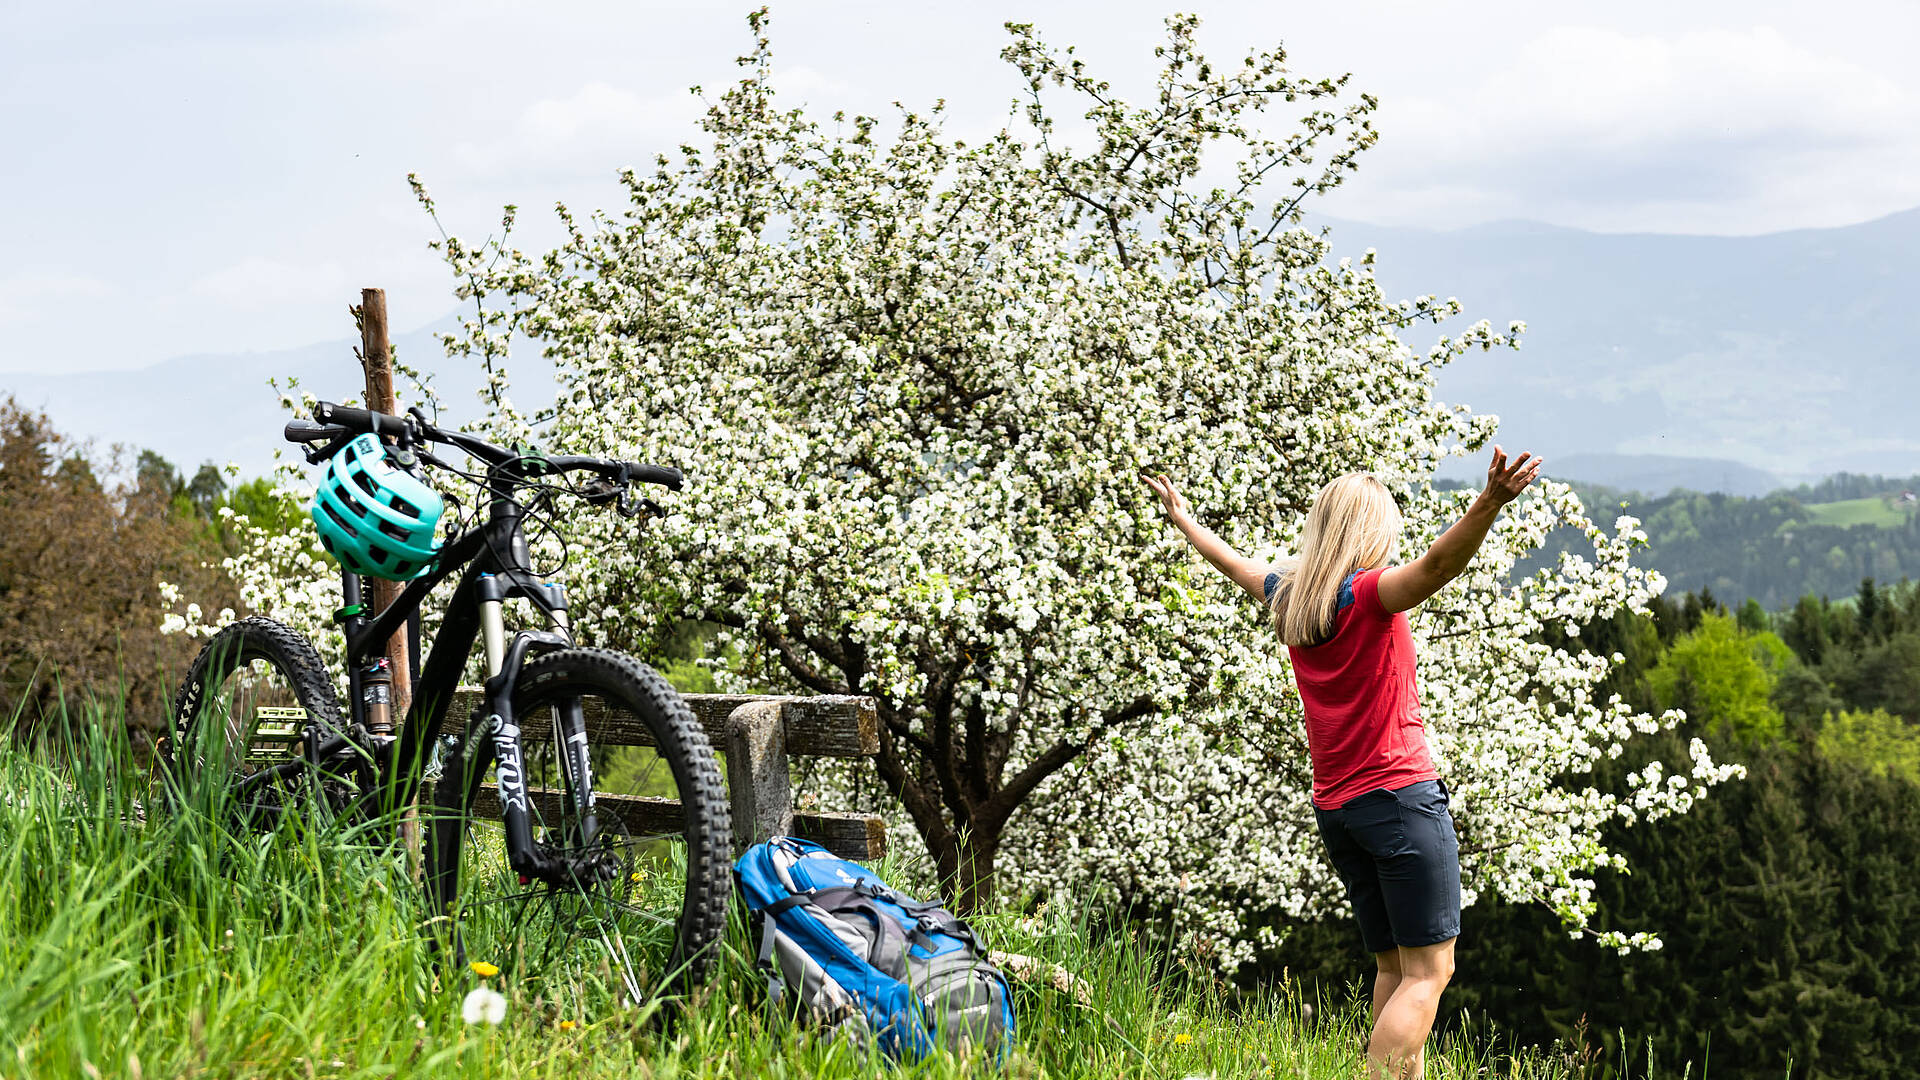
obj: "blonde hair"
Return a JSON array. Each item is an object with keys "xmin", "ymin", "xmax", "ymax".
[{"xmin": 1269, "ymin": 473, "xmax": 1402, "ymax": 647}]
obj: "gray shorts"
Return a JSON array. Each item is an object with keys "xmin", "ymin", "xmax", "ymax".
[{"xmin": 1314, "ymin": 779, "xmax": 1462, "ymax": 953}]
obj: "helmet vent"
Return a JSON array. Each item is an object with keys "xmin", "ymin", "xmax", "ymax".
[
  {"xmin": 321, "ymin": 502, "xmax": 358, "ymax": 537},
  {"xmin": 388, "ymin": 494, "xmax": 419, "ymax": 518},
  {"xmin": 378, "ymin": 518, "xmax": 413, "ymax": 542},
  {"xmin": 351, "ymin": 469, "xmax": 380, "ymax": 497}
]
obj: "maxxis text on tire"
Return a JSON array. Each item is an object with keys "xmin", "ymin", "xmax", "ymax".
[{"xmin": 162, "ymin": 616, "xmax": 346, "ymax": 825}]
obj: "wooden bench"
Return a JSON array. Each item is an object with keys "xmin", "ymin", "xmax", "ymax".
[{"xmin": 444, "ymin": 689, "xmax": 887, "ymax": 861}]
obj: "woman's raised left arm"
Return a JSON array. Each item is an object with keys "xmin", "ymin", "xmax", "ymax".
[{"xmin": 1377, "ymin": 446, "xmax": 1542, "ymax": 613}]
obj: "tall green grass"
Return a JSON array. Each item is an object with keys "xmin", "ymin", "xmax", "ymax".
[{"xmin": 0, "ymin": 719, "xmax": 1602, "ymax": 1079}]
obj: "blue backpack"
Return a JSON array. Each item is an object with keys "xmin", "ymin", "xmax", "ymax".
[{"xmin": 733, "ymin": 837, "xmax": 1016, "ymax": 1060}]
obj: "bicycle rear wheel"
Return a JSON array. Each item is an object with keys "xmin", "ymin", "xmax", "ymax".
[
  {"xmin": 162, "ymin": 617, "xmax": 351, "ymax": 828},
  {"xmin": 425, "ymin": 647, "xmax": 731, "ymax": 1003}
]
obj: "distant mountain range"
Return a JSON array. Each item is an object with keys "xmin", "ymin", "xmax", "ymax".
[
  {"xmin": 0, "ymin": 318, "xmax": 551, "ymax": 478},
  {"xmin": 1333, "ymin": 209, "xmax": 1920, "ymax": 484},
  {"xmin": 3, "ymin": 208, "xmax": 1916, "ymax": 491},
  {"xmin": 1535, "ymin": 454, "xmax": 1782, "ymax": 499}
]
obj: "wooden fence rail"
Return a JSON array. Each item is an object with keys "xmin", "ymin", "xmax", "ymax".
[{"xmin": 445, "ymin": 688, "xmax": 887, "ymax": 861}]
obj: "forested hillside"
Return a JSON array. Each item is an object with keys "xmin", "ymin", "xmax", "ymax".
[{"xmin": 1529, "ymin": 473, "xmax": 1920, "ymax": 608}]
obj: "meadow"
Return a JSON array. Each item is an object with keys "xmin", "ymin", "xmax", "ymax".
[
  {"xmin": 0, "ymin": 716, "xmax": 1606, "ymax": 1080},
  {"xmin": 1797, "ymin": 496, "xmax": 1916, "ymax": 530}
]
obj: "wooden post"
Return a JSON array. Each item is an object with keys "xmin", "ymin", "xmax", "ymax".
[
  {"xmin": 725, "ymin": 699, "xmax": 793, "ymax": 852},
  {"xmin": 353, "ymin": 287, "xmax": 412, "ymax": 722},
  {"xmin": 353, "ymin": 287, "xmax": 419, "ymax": 870}
]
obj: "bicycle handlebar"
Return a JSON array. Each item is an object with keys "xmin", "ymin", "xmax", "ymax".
[
  {"xmin": 284, "ymin": 419, "xmax": 350, "ymax": 443},
  {"xmin": 310, "ymin": 402, "xmax": 429, "ymax": 446},
  {"xmin": 295, "ymin": 401, "xmax": 683, "ymax": 491},
  {"xmin": 619, "ymin": 462, "xmax": 685, "ymax": 490}
]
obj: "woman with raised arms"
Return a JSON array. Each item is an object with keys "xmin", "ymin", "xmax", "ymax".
[{"xmin": 1143, "ymin": 447, "xmax": 1543, "ymax": 1080}]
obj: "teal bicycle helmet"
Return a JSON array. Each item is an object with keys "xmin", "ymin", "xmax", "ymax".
[{"xmin": 309, "ymin": 433, "xmax": 445, "ymax": 581}]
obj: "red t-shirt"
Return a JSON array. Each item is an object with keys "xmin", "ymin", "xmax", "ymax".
[{"xmin": 1267, "ymin": 566, "xmax": 1438, "ymax": 809}]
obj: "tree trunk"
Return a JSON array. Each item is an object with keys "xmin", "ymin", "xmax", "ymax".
[
  {"xmin": 853, "ymin": 661, "xmax": 1149, "ymax": 916},
  {"xmin": 923, "ymin": 823, "xmax": 1002, "ymax": 915},
  {"xmin": 954, "ymin": 834, "xmax": 998, "ymax": 914}
]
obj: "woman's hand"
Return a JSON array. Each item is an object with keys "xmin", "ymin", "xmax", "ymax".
[
  {"xmin": 1482, "ymin": 445, "xmax": 1543, "ymax": 506},
  {"xmin": 1141, "ymin": 472, "xmax": 1194, "ymax": 527}
]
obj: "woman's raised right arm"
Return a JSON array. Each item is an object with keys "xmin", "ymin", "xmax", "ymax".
[{"xmin": 1141, "ymin": 473, "xmax": 1275, "ymax": 603}]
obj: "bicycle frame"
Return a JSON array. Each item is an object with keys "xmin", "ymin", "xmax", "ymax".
[{"xmin": 234, "ymin": 471, "xmax": 604, "ymax": 885}]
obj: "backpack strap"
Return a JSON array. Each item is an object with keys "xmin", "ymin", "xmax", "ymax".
[
  {"xmin": 809, "ymin": 882, "xmax": 988, "ymax": 949},
  {"xmin": 910, "ymin": 911, "xmax": 979, "ymax": 951},
  {"xmin": 764, "ymin": 892, "xmax": 815, "ymax": 916},
  {"xmin": 754, "ymin": 909, "xmax": 784, "ymax": 1010},
  {"xmin": 888, "ymin": 899, "xmax": 981, "ymax": 951},
  {"xmin": 808, "ymin": 884, "xmax": 983, "ymax": 959},
  {"xmin": 754, "ymin": 890, "xmax": 822, "ymax": 1011},
  {"xmin": 849, "ymin": 899, "xmax": 909, "ymax": 978},
  {"xmin": 805, "ymin": 886, "xmax": 912, "ymax": 977}
]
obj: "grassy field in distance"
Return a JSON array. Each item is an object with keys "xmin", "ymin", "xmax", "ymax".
[{"xmin": 1799, "ymin": 496, "xmax": 1918, "ymax": 529}]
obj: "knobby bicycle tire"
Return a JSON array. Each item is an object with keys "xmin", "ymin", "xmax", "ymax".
[
  {"xmin": 162, "ymin": 617, "xmax": 349, "ymax": 828},
  {"xmin": 425, "ymin": 647, "xmax": 732, "ymax": 997}
]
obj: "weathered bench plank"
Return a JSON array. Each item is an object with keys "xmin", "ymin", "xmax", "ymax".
[
  {"xmin": 691, "ymin": 695, "xmax": 879, "ymax": 759},
  {"xmin": 469, "ymin": 784, "xmax": 887, "ymax": 862},
  {"xmin": 444, "ymin": 689, "xmax": 879, "ymax": 758},
  {"xmin": 787, "ymin": 810, "xmax": 888, "ymax": 861}
]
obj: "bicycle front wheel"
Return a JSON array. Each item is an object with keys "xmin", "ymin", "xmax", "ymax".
[{"xmin": 425, "ymin": 647, "xmax": 732, "ymax": 1002}]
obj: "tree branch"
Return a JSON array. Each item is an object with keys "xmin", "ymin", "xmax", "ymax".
[
  {"xmin": 974, "ymin": 694, "xmax": 1157, "ymax": 836},
  {"xmin": 927, "ymin": 653, "xmax": 973, "ymax": 825},
  {"xmin": 765, "ymin": 625, "xmax": 852, "ymax": 696},
  {"xmin": 963, "ymin": 695, "xmax": 989, "ymax": 805},
  {"xmin": 874, "ymin": 724, "xmax": 955, "ymax": 856},
  {"xmin": 878, "ymin": 703, "xmax": 938, "ymax": 759}
]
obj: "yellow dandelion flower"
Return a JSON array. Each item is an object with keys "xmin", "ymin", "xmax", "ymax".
[
  {"xmin": 469, "ymin": 961, "xmax": 500, "ymax": 978},
  {"xmin": 630, "ymin": 871, "xmax": 646, "ymax": 883},
  {"xmin": 558, "ymin": 1020, "xmax": 577, "ymax": 1030},
  {"xmin": 1173, "ymin": 1033, "xmax": 1193, "ymax": 1045}
]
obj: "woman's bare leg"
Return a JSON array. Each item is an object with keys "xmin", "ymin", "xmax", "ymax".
[
  {"xmin": 1368, "ymin": 937, "xmax": 1456, "ymax": 1080},
  {"xmin": 1370, "ymin": 949, "xmax": 1403, "ymax": 1025}
]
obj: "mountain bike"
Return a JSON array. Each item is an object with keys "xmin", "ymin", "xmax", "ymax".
[{"xmin": 161, "ymin": 401, "xmax": 732, "ymax": 1002}]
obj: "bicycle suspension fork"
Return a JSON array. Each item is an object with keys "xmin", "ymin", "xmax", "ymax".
[{"xmin": 475, "ymin": 574, "xmax": 600, "ymax": 884}]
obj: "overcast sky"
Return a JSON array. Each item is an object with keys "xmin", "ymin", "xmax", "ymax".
[{"xmin": 5, "ymin": 0, "xmax": 1918, "ymax": 374}]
